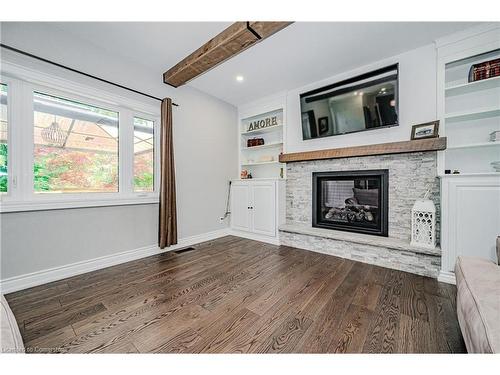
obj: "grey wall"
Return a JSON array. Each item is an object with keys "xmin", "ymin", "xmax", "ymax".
[
  {"xmin": 1, "ymin": 205, "xmax": 158, "ymax": 278},
  {"xmin": 0, "ymin": 23, "xmax": 238, "ymax": 280}
]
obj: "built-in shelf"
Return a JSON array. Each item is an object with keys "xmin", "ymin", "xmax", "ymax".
[
  {"xmin": 241, "ymin": 142, "xmax": 283, "ymax": 151},
  {"xmin": 447, "ymin": 141, "xmax": 500, "ymax": 150},
  {"xmin": 232, "ymin": 177, "xmax": 286, "ymax": 181},
  {"xmin": 240, "ymin": 108, "xmax": 284, "ymax": 179},
  {"xmin": 241, "ymin": 160, "xmax": 282, "ymax": 166},
  {"xmin": 438, "ymin": 172, "xmax": 500, "ymax": 178},
  {"xmin": 445, "ymin": 75, "xmax": 500, "ymax": 96},
  {"xmin": 241, "ymin": 124, "xmax": 283, "ymax": 136},
  {"xmin": 445, "ymin": 106, "xmax": 500, "ymax": 122}
]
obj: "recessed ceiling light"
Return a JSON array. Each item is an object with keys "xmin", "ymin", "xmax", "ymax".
[{"xmin": 236, "ymin": 75, "xmax": 244, "ymax": 82}]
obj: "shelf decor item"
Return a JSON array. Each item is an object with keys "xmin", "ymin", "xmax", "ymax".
[
  {"xmin": 490, "ymin": 131, "xmax": 500, "ymax": 142},
  {"xmin": 410, "ymin": 189, "xmax": 436, "ymax": 249},
  {"xmin": 247, "ymin": 113, "xmax": 279, "ymax": 132},
  {"xmin": 468, "ymin": 58, "xmax": 500, "ymax": 82},
  {"xmin": 247, "ymin": 138, "xmax": 265, "ymax": 147},
  {"xmin": 410, "ymin": 120, "xmax": 439, "ymax": 140},
  {"xmin": 491, "ymin": 161, "xmax": 500, "ymax": 172}
]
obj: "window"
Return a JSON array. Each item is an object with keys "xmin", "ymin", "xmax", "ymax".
[
  {"xmin": 33, "ymin": 92, "xmax": 119, "ymax": 193},
  {"xmin": 0, "ymin": 83, "xmax": 7, "ymax": 193},
  {"xmin": 133, "ymin": 117, "xmax": 154, "ymax": 192},
  {"xmin": 0, "ymin": 71, "xmax": 159, "ymax": 213}
]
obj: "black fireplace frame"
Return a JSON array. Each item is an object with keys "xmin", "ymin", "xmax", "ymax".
[{"xmin": 312, "ymin": 169, "xmax": 389, "ymax": 237}]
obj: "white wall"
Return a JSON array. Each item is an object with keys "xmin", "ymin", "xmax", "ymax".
[
  {"xmin": 0, "ymin": 23, "xmax": 238, "ymax": 282},
  {"xmin": 284, "ymin": 44, "xmax": 438, "ymax": 153}
]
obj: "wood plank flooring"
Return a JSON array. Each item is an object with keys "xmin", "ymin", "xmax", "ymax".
[{"xmin": 5, "ymin": 236, "xmax": 466, "ymax": 353}]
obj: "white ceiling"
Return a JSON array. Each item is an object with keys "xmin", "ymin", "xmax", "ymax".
[{"xmin": 3, "ymin": 22, "xmax": 480, "ymax": 106}]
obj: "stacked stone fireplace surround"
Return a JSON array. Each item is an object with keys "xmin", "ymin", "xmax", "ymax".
[{"xmin": 279, "ymin": 151, "xmax": 441, "ymax": 278}]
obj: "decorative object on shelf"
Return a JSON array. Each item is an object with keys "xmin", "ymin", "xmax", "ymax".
[
  {"xmin": 240, "ymin": 169, "xmax": 249, "ymax": 179},
  {"xmin": 411, "ymin": 189, "xmax": 436, "ymax": 249},
  {"xmin": 490, "ymin": 131, "xmax": 500, "ymax": 142},
  {"xmin": 410, "ymin": 120, "xmax": 439, "ymax": 140},
  {"xmin": 445, "ymin": 169, "xmax": 451, "ymax": 174},
  {"xmin": 468, "ymin": 58, "xmax": 500, "ymax": 82},
  {"xmin": 491, "ymin": 161, "xmax": 500, "ymax": 172},
  {"xmin": 41, "ymin": 117, "xmax": 65, "ymax": 147},
  {"xmin": 453, "ymin": 169, "xmax": 460, "ymax": 174},
  {"xmin": 247, "ymin": 138, "xmax": 265, "ymax": 147},
  {"xmin": 247, "ymin": 113, "xmax": 279, "ymax": 132},
  {"xmin": 317, "ymin": 116, "xmax": 330, "ymax": 135},
  {"xmin": 247, "ymin": 173, "xmax": 253, "ymax": 179}
]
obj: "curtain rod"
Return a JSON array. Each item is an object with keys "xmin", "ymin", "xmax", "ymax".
[{"xmin": 0, "ymin": 43, "xmax": 179, "ymax": 107}]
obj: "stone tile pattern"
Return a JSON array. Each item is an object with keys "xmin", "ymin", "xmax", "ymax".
[
  {"xmin": 285, "ymin": 151, "xmax": 440, "ymax": 241},
  {"xmin": 282, "ymin": 151, "xmax": 441, "ymax": 277}
]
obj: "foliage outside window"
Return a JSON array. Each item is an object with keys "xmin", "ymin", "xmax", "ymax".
[
  {"xmin": 33, "ymin": 92, "xmax": 119, "ymax": 193},
  {"xmin": 133, "ymin": 117, "xmax": 154, "ymax": 192},
  {"xmin": 0, "ymin": 83, "xmax": 7, "ymax": 193}
]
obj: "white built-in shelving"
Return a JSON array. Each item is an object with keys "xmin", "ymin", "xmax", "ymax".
[
  {"xmin": 445, "ymin": 75, "xmax": 500, "ymax": 95},
  {"xmin": 241, "ymin": 124, "xmax": 283, "ymax": 136},
  {"xmin": 445, "ymin": 106, "xmax": 500, "ymax": 122},
  {"xmin": 241, "ymin": 141, "xmax": 283, "ymax": 151},
  {"xmin": 436, "ymin": 24, "xmax": 500, "ymax": 284},
  {"xmin": 440, "ymin": 46, "xmax": 500, "ymax": 174},
  {"xmin": 241, "ymin": 160, "xmax": 281, "ymax": 166},
  {"xmin": 239, "ymin": 108, "xmax": 285, "ymax": 179}
]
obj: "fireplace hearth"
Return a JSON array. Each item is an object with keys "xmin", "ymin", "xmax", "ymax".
[{"xmin": 312, "ymin": 170, "xmax": 389, "ymax": 236}]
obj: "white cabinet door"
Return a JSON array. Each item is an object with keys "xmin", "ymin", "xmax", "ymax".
[
  {"xmin": 251, "ymin": 182, "xmax": 276, "ymax": 236},
  {"xmin": 230, "ymin": 183, "xmax": 251, "ymax": 232},
  {"xmin": 441, "ymin": 176, "xmax": 500, "ymax": 273}
]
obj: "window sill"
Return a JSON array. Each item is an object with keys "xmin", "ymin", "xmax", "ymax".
[{"xmin": 0, "ymin": 196, "xmax": 159, "ymax": 213}]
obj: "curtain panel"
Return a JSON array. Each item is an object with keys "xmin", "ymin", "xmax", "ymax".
[{"xmin": 159, "ymin": 98, "xmax": 178, "ymax": 248}]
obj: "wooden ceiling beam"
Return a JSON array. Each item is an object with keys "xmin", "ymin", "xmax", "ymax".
[{"xmin": 163, "ymin": 22, "xmax": 293, "ymax": 87}]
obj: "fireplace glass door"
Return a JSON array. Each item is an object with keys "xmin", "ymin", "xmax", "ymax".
[{"xmin": 312, "ymin": 170, "xmax": 388, "ymax": 236}]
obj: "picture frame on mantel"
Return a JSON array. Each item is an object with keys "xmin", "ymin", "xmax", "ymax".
[{"xmin": 411, "ymin": 120, "xmax": 440, "ymax": 140}]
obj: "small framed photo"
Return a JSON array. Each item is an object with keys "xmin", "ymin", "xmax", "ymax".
[
  {"xmin": 411, "ymin": 120, "xmax": 439, "ymax": 140},
  {"xmin": 318, "ymin": 117, "xmax": 329, "ymax": 135}
]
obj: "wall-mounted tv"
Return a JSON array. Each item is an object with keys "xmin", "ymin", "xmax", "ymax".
[{"xmin": 300, "ymin": 64, "xmax": 399, "ymax": 140}]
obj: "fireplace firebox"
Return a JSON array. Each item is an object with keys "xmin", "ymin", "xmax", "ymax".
[{"xmin": 312, "ymin": 170, "xmax": 389, "ymax": 236}]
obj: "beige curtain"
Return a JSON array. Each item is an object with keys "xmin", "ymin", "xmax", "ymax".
[{"xmin": 159, "ymin": 98, "xmax": 177, "ymax": 248}]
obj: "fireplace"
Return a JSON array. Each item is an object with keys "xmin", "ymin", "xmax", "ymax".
[{"xmin": 312, "ymin": 170, "xmax": 389, "ymax": 236}]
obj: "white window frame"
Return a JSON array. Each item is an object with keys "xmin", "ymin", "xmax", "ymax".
[
  {"xmin": 132, "ymin": 114, "xmax": 159, "ymax": 194},
  {"xmin": 0, "ymin": 79, "xmax": 13, "ymax": 196},
  {"xmin": 0, "ymin": 62, "xmax": 161, "ymax": 213}
]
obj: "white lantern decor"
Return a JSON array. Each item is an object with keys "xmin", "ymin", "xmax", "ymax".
[{"xmin": 411, "ymin": 189, "xmax": 436, "ymax": 249}]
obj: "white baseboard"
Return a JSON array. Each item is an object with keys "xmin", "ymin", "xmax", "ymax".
[
  {"xmin": 227, "ymin": 229, "xmax": 279, "ymax": 245},
  {"xmin": 0, "ymin": 228, "xmax": 229, "ymax": 294},
  {"xmin": 438, "ymin": 270, "xmax": 456, "ymax": 285}
]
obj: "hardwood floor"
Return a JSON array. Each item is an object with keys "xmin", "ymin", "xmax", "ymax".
[{"xmin": 5, "ymin": 236, "xmax": 466, "ymax": 353}]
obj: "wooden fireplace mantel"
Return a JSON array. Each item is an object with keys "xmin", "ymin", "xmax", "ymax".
[{"xmin": 278, "ymin": 137, "xmax": 447, "ymax": 163}]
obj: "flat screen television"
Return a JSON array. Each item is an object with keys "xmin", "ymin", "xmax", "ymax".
[{"xmin": 300, "ymin": 64, "xmax": 399, "ymax": 140}]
